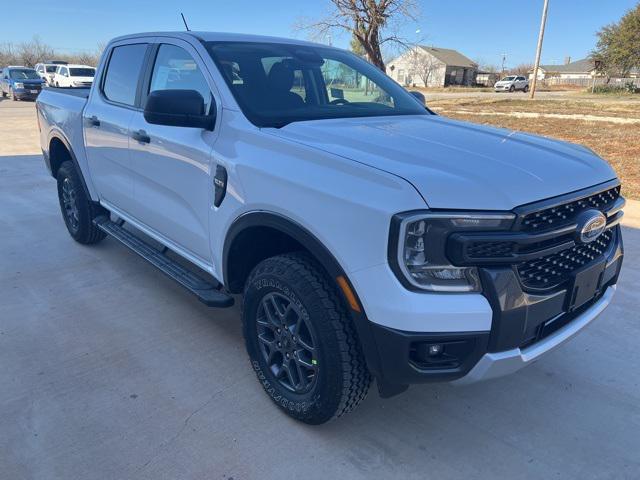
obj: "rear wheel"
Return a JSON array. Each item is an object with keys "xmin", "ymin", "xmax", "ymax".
[
  {"xmin": 56, "ymin": 161, "xmax": 107, "ymax": 244},
  {"xmin": 523, "ymin": 85, "xmax": 529, "ymax": 93},
  {"xmin": 243, "ymin": 252, "xmax": 371, "ymax": 424}
]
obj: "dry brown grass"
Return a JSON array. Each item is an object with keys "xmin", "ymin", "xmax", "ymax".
[{"xmin": 430, "ymin": 98, "xmax": 640, "ymax": 199}]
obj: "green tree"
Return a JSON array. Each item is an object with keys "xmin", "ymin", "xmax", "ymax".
[{"xmin": 592, "ymin": 3, "xmax": 640, "ymax": 77}]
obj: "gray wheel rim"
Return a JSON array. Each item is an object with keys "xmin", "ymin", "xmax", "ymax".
[
  {"xmin": 256, "ymin": 292, "xmax": 318, "ymax": 394},
  {"xmin": 61, "ymin": 177, "xmax": 80, "ymax": 232}
]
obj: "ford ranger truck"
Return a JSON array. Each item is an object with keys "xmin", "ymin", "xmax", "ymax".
[{"xmin": 35, "ymin": 32, "xmax": 625, "ymax": 425}]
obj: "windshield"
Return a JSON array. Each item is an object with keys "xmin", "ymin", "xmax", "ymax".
[
  {"xmin": 9, "ymin": 69, "xmax": 40, "ymax": 80},
  {"xmin": 205, "ymin": 41, "xmax": 427, "ymax": 128},
  {"xmin": 46, "ymin": 65, "xmax": 58, "ymax": 73},
  {"xmin": 69, "ymin": 68, "xmax": 95, "ymax": 77},
  {"xmin": 501, "ymin": 76, "xmax": 516, "ymax": 81}
]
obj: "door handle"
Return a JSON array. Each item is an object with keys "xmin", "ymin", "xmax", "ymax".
[
  {"xmin": 88, "ymin": 115, "xmax": 100, "ymax": 127},
  {"xmin": 131, "ymin": 129, "xmax": 150, "ymax": 144}
]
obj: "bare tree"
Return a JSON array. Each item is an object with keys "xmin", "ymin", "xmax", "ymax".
[
  {"xmin": 300, "ymin": 0, "xmax": 419, "ymax": 70},
  {"xmin": 0, "ymin": 42, "xmax": 18, "ymax": 67},
  {"xmin": 509, "ymin": 63, "xmax": 534, "ymax": 76},
  {"xmin": 407, "ymin": 47, "xmax": 439, "ymax": 87},
  {"xmin": 17, "ymin": 36, "xmax": 54, "ymax": 67}
]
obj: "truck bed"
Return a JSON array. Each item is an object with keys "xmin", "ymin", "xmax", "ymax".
[
  {"xmin": 36, "ymin": 87, "xmax": 93, "ymax": 193},
  {"xmin": 45, "ymin": 86, "xmax": 91, "ymax": 99}
]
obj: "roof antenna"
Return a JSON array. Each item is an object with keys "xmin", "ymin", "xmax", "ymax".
[{"xmin": 180, "ymin": 13, "xmax": 191, "ymax": 31}]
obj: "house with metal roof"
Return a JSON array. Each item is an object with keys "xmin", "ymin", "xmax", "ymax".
[
  {"xmin": 386, "ymin": 46, "xmax": 478, "ymax": 87},
  {"xmin": 530, "ymin": 57, "xmax": 640, "ymax": 80},
  {"xmin": 529, "ymin": 58, "xmax": 597, "ymax": 80}
]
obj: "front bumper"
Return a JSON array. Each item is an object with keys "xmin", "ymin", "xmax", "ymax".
[
  {"xmin": 494, "ymin": 85, "xmax": 511, "ymax": 91},
  {"xmin": 454, "ymin": 285, "xmax": 616, "ymax": 385},
  {"xmin": 352, "ymin": 219, "xmax": 622, "ymax": 396},
  {"xmin": 13, "ymin": 88, "xmax": 42, "ymax": 99}
]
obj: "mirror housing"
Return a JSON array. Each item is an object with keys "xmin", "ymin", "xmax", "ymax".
[
  {"xmin": 144, "ymin": 89, "xmax": 215, "ymax": 130},
  {"xmin": 409, "ymin": 90, "xmax": 426, "ymax": 106}
]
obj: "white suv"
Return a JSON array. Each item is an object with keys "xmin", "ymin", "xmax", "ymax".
[
  {"xmin": 34, "ymin": 63, "xmax": 61, "ymax": 85},
  {"xmin": 52, "ymin": 64, "xmax": 96, "ymax": 88},
  {"xmin": 494, "ymin": 75, "xmax": 529, "ymax": 92}
]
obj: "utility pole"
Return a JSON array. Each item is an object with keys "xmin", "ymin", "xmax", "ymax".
[
  {"xmin": 501, "ymin": 53, "xmax": 507, "ymax": 74},
  {"xmin": 530, "ymin": 0, "xmax": 550, "ymax": 99}
]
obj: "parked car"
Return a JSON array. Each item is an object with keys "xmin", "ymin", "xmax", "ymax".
[
  {"xmin": 35, "ymin": 63, "xmax": 62, "ymax": 85},
  {"xmin": 1, "ymin": 66, "xmax": 46, "ymax": 100},
  {"xmin": 494, "ymin": 75, "xmax": 529, "ymax": 92},
  {"xmin": 36, "ymin": 32, "xmax": 624, "ymax": 424},
  {"xmin": 52, "ymin": 64, "xmax": 96, "ymax": 88}
]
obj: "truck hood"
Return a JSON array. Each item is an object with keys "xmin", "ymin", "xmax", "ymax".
[{"xmin": 268, "ymin": 115, "xmax": 616, "ymax": 210}]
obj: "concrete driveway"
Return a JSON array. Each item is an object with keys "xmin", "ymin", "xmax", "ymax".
[{"xmin": 1, "ymin": 99, "xmax": 639, "ymax": 480}]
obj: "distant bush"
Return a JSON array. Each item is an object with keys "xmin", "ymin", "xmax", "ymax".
[{"xmin": 592, "ymin": 82, "xmax": 640, "ymax": 94}]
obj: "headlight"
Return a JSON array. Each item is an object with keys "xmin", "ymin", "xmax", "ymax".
[
  {"xmin": 391, "ymin": 212, "xmax": 515, "ymax": 292},
  {"xmin": 14, "ymin": 82, "xmax": 24, "ymax": 89}
]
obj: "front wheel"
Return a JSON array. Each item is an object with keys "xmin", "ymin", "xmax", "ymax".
[
  {"xmin": 509, "ymin": 85, "xmax": 515, "ymax": 93},
  {"xmin": 243, "ymin": 252, "xmax": 371, "ymax": 424}
]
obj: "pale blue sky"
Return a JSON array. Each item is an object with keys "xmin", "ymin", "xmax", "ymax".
[{"xmin": 4, "ymin": 0, "xmax": 638, "ymax": 67}]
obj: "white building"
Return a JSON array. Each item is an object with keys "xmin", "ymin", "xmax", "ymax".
[{"xmin": 387, "ymin": 46, "xmax": 478, "ymax": 88}]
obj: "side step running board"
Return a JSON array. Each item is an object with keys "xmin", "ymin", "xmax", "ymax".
[{"xmin": 94, "ymin": 217, "xmax": 234, "ymax": 308}]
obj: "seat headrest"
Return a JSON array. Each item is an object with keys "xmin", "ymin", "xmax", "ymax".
[{"xmin": 268, "ymin": 62, "xmax": 295, "ymax": 92}]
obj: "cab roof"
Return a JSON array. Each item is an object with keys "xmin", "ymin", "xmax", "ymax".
[{"xmin": 109, "ymin": 31, "xmax": 335, "ymax": 50}]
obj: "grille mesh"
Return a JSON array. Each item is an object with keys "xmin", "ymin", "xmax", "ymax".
[
  {"xmin": 516, "ymin": 229, "xmax": 614, "ymax": 289},
  {"xmin": 520, "ymin": 186, "xmax": 620, "ymax": 233},
  {"xmin": 466, "ymin": 241, "xmax": 515, "ymax": 258}
]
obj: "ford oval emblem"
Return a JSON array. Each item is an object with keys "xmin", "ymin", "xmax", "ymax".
[{"xmin": 576, "ymin": 210, "xmax": 607, "ymax": 244}]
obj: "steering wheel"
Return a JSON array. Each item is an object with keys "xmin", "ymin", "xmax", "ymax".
[{"xmin": 329, "ymin": 98, "xmax": 350, "ymax": 105}]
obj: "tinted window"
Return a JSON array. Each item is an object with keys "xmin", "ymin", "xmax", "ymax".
[
  {"xmin": 149, "ymin": 44, "xmax": 212, "ymax": 113},
  {"xmin": 206, "ymin": 42, "xmax": 426, "ymax": 128},
  {"xmin": 103, "ymin": 43, "xmax": 148, "ymax": 106},
  {"xmin": 70, "ymin": 68, "xmax": 95, "ymax": 77},
  {"xmin": 46, "ymin": 65, "xmax": 57, "ymax": 73}
]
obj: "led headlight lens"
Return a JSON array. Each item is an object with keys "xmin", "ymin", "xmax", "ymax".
[{"xmin": 396, "ymin": 212, "xmax": 514, "ymax": 292}]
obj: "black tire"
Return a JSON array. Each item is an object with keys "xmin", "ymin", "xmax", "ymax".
[
  {"xmin": 243, "ymin": 252, "xmax": 371, "ymax": 424},
  {"xmin": 56, "ymin": 161, "xmax": 107, "ymax": 244},
  {"xmin": 509, "ymin": 85, "xmax": 515, "ymax": 93},
  {"xmin": 523, "ymin": 85, "xmax": 529, "ymax": 93},
  {"xmin": 11, "ymin": 89, "xmax": 17, "ymax": 101},
  {"xmin": 1, "ymin": 90, "xmax": 6, "ymax": 98}
]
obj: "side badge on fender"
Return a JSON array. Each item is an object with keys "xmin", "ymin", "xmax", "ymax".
[{"xmin": 214, "ymin": 165, "xmax": 228, "ymax": 207}]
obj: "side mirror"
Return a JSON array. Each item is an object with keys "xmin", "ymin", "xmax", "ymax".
[
  {"xmin": 409, "ymin": 90, "xmax": 426, "ymax": 106},
  {"xmin": 144, "ymin": 89, "xmax": 215, "ymax": 130}
]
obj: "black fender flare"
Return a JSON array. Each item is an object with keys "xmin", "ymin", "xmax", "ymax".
[
  {"xmin": 223, "ymin": 211, "xmax": 384, "ymax": 379},
  {"xmin": 47, "ymin": 130, "xmax": 92, "ymax": 199},
  {"xmin": 223, "ymin": 211, "xmax": 347, "ymax": 288}
]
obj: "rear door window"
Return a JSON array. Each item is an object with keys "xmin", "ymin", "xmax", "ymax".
[{"xmin": 102, "ymin": 43, "xmax": 148, "ymax": 106}]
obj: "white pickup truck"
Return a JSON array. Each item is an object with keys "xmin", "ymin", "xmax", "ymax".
[{"xmin": 36, "ymin": 32, "xmax": 625, "ymax": 424}]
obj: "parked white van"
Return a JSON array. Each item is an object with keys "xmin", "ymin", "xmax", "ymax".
[{"xmin": 52, "ymin": 64, "xmax": 96, "ymax": 88}]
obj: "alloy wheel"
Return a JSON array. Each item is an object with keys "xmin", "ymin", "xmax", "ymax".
[
  {"xmin": 256, "ymin": 292, "xmax": 318, "ymax": 394},
  {"xmin": 61, "ymin": 177, "xmax": 80, "ymax": 232}
]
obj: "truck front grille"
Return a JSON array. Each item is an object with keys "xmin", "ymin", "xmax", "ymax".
[
  {"xmin": 516, "ymin": 228, "xmax": 614, "ymax": 290},
  {"xmin": 520, "ymin": 185, "xmax": 620, "ymax": 233}
]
